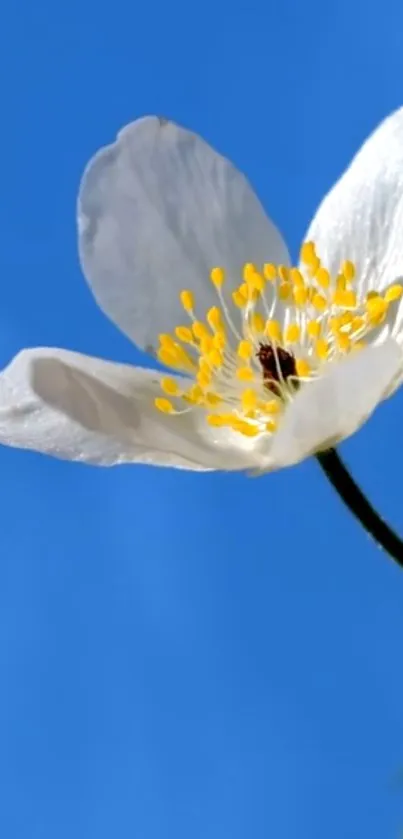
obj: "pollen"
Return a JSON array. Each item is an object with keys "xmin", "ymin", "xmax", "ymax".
[
  {"xmin": 210, "ymin": 267, "xmax": 225, "ymax": 288},
  {"xmin": 154, "ymin": 248, "xmax": 402, "ymax": 440}
]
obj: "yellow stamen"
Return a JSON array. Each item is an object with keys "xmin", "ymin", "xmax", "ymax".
[
  {"xmin": 250, "ymin": 312, "xmax": 265, "ymax": 332},
  {"xmin": 311, "ymin": 293, "xmax": 327, "ymax": 312},
  {"xmin": 316, "ymin": 267, "xmax": 330, "ymax": 289},
  {"xmin": 210, "ymin": 267, "xmax": 225, "ymax": 288},
  {"xmin": 307, "ymin": 320, "xmax": 321, "ymax": 339},
  {"xmin": 154, "ymin": 398, "xmax": 174, "ymax": 414},
  {"xmin": 207, "ymin": 306, "xmax": 223, "ymax": 331},
  {"xmin": 284, "ymin": 323, "xmax": 300, "ymax": 343},
  {"xmin": 180, "ymin": 290, "xmax": 194, "ymax": 313},
  {"xmin": 241, "ymin": 389, "xmax": 258, "ymax": 412},
  {"xmin": 208, "ymin": 349, "xmax": 223, "ymax": 368},
  {"xmin": 341, "ymin": 260, "xmax": 355, "ymax": 281},
  {"xmin": 263, "ymin": 400, "xmax": 281, "ymax": 414},
  {"xmin": 278, "ymin": 265, "xmax": 290, "ymax": 282},
  {"xmin": 290, "ymin": 268, "xmax": 304, "ymax": 287},
  {"xmin": 263, "ymin": 263, "xmax": 277, "ymax": 281},
  {"xmin": 279, "ymin": 283, "xmax": 291, "ymax": 301},
  {"xmin": 160, "ymin": 377, "xmax": 180, "ymax": 396},
  {"xmin": 315, "ymin": 339, "xmax": 329, "ymax": 360},
  {"xmin": 236, "ymin": 366, "xmax": 255, "ymax": 382},
  {"xmin": 385, "ymin": 284, "xmax": 403, "ymax": 302},
  {"xmin": 232, "ymin": 289, "xmax": 247, "ymax": 308},
  {"xmin": 295, "ymin": 359, "xmax": 311, "ymax": 377},
  {"xmin": 192, "ymin": 321, "xmax": 210, "ymax": 341},
  {"xmin": 300, "ymin": 241, "xmax": 317, "ymax": 265},
  {"xmin": 293, "ymin": 286, "xmax": 308, "ymax": 306},
  {"xmin": 265, "ymin": 319, "xmax": 282, "ymax": 342},
  {"xmin": 237, "ymin": 340, "xmax": 253, "ymax": 360},
  {"xmin": 175, "ymin": 326, "xmax": 193, "ymax": 343}
]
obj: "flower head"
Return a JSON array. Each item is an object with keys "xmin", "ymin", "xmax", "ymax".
[{"xmin": 1, "ymin": 110, "xmax": 403, "ymax": 470}]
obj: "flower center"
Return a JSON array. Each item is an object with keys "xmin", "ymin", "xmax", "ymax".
[
  {"xmin": 257, "ymin": 343, "xmax": 298, "ymax": 391},
  {"xmin": 153, "ymin": 242, "xmax": 402, "ymax": 438}
]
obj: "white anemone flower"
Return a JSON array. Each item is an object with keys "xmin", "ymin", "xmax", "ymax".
[{"xmin": 1, "ymin": 109, "xmax": 403, "ymax": 473}]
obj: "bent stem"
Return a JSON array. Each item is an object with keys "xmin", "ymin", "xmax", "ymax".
[{"xmin": 316, "ymin": 448, "xmax": 403, "ymax": 569}]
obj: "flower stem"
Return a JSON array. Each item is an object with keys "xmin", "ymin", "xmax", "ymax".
[{"xmin": 316, "ymin": 448, "xmax": 403, "ymax": 568}]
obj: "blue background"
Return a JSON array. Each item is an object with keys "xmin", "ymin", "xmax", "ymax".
[{"xmin": 1, "ymin": 0, "xmax": 403, "ymax": 836}]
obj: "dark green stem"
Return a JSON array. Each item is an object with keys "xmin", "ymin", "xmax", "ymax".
[{"xmin": 316, "ymin": 448, "xmax": 403, "ymax": 569}]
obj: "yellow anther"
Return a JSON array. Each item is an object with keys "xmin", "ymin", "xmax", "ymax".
[
  {"xmin": 213, "ymin": 332, "xmax": 226, "ymax": 350},
  {"xmin": 316, "ymin": 267, "xmax": 330, "ymax": 289},
  {"xmin": 336, "ymin": 274, "xmax": 346, "ymax": 292},
  {"xmin": 206, "ymin": 414, "xmax": 228, "ymax": 427},
  {"xmin": 265, "ymin": 420, "xmax": 277, "ymax": 433},
  {"xmin": 315, "ymin": 339, "xmax": 329, "ymax": 360},
  {"xmin": 278, "ymin": 265, "xmax": 290, "ymax": 282},
  {"xmin": 182, "ymin": 385, "xmax": 203, "ymax": 405},
  {"xmin": 293, "ymin": 286, "xmax": 308, "ymax": 305},
  {"xmin": 248, "ymin": 271, "xmax": 265, "ymax": 292},
  {"xmin": 341, "ymin": 260, "xmax": 356, "ymax": 281},
  {"xmin": 192, "ymin": 321, "xmax": 210, "ymax": 341},
  {"xmin": 237, "ymin": 340, "xmax": 253, "ymax": 360},
  {"xmin": 284, "ymin": 323, "xmax": 300, "ymax": 343},
  {"xmin": 307, "ymin": 255, "xmax": 321, "ymax": 277},
  {"xmin": 279, "ymin": 283, "xmax": 291, "ymax": 301},
  {"xmin": 350, "ymin": 316, "xmax": 365, "ymax": 334},
  {"xmin": 265, "ymin": 319, "xmax": 282, "ymax": 342},
  {"xmin": 208, "ymin": 349, "xmax": 223, "ymax": 367},
  {"xmin": 311, "ymin": 293, "xmax": 327, "ymax": 312},
  {"xmin": 159, "ymin": 334, "xmax": 177, "ymax": 351},
  {"xmin": 241, "ymin": 388, "xmax": 258, "ymax": 412},
  {"xmin": 200, "ymin": 335, "xmax": 213, "ymax": 354},
  {"xmin": 231, "ymin": 419, "xmax": 260, "ymax": 437},
  {"xmin": 236, "ymin": 366, "xmax": 255, "ymax": 382},
  {"xmin": 243, "ymin": 263, "xmax": 256, "ymax": 282},
  {"xmin": 290, "ymin": 268, "xmax": 304, "ymax": 287},
  {"xmin": 328, "ymin": 316, "xmax": 342, "ymax": 335},
  {"xmin": 263, "ymin": 263, "xmax": 277, "ymax": 281},
  {"xmin": 154, "ymin": 397, "xmax": 174, "ymax": 414},
  {"xmin": 333, "ymin": 289, "xmax": 357, "ymax": 309},
  {"xmin": 205, "ymin": 392, "xmax": 222, "ymax": 406},
  {"xmin": 295, "ymin": 359, "xmax": 312, "ymax": 378},
  {"xmin": 207, "ymin": 306, "xmax": 223, "ymax": 331},
  {"xmin": 232, "ymin": 290, "xmax": 247, "ymax": 308},
  {"xmin": 197, "ymin": 370, "xmax": 211, "ymax": 389},
  {"xmin": 157, "ymin": 348, "xmax": 178, "ymax": 368},
  {"xmin": 174, "ymin": 345, "xmax": 197, "ymax": 369},
  {"xmin": 307, "ymin": 319, "xmax": 321, "ymax": 339},
  {"xmin": 385, "ymin": 283, "xmax": 403, "ymax": 302},
  {"xmin": 263, "ymin": 400, "xmax": 281, "ymax": 414},
  {"xmin": 210, "ymin": 267, "xmax": 225, "ymax": 288},
  {"xmin": 366, "ymin": 295, "xmax": 388, "ymax": 320},
  {"xmin": 300, "ymin": 241, "xmax": 317, "ymax": 265},
  {"xmin": 180, "ymin": 290, "xmax": 195, "ymax": 313},
  {"xmin": 250, "ymin": 312, "xmax": 265, "ymax": 332},
  {"xmin": 198, "ymin": 357, "xmax": 211, "ymax": 373},
  {"xmin": 336, "ymin": 333, "xmax": 351, "ymax": 352},
  {"xmin": 175, "ymin": 326, "xmax": 193, "ymax": 343},
  {"xmin": 160, "ymin": 377, "xmax": 180, "ymax": 396}
]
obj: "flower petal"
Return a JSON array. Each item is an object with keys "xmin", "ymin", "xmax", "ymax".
[
  {"xmin": 265, "ymin": 340, "xmax": 403, "ymax": 470},
  {"xmin": 0, "ymin": 348, "xmax": 266, "ymax": 470},
  {"xmin": 78, "ymin": 117, "xmax": 290, "ymax": 351},
  {"xmin": 305, "ymin": 107, "xmax": 403, "ymax": 332}
]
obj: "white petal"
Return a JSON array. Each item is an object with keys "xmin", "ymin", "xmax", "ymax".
[
  {"xmin": 0, "ymin": 348, "xmax": 265, "ymax": 470},
  {"xmin": 265, "ymin": 340, "xmax": 403, "ymax": 470},
  {"xmin": 305, "ymin": 107, "xmax": 403, "ymax": 332},
  {"xmin": 78, "ymin": 117, "xmax": 290, "ymax": 351}
]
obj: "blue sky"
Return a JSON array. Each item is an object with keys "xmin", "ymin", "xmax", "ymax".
[{"xmin": 1, "ymin": 0, "xmax": 403, "ymax": 837}]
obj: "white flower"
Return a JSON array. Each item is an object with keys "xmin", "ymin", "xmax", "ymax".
[{"xmin": 1, "ymin": 110, "xmax": 403, "ymax": 472}]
